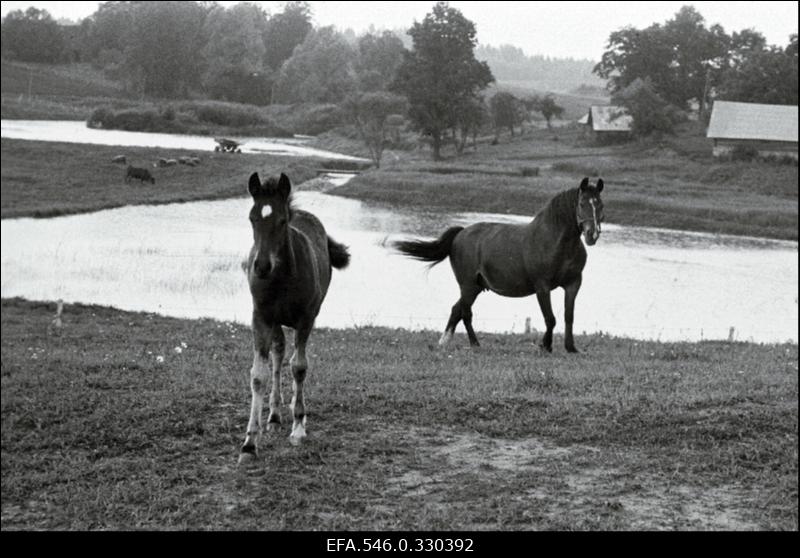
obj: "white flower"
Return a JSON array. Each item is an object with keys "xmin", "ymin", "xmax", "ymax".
[
  {"xmin": 173, "ymin": 347, "xmax": 183, "ymax": 354},
  {"xmin": 156, "ymin": 355, "xmax": 165, "ymax": 363}
]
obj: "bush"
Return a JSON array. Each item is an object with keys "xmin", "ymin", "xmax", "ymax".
[
  {"xmin": 160, "ymin": 105, "xmax": 176, "ymax": 121},
  {"xmin": 551, "ymin": 161, "xmax": 601, "ymax": 176},
  {"xmin": 87, "ymin": 107, "xmax": 114, "ymax": 128},
  {"xmin": 730, "ymin": 144, "xmax": 759, "ymax": 162},
  {"xmin": 290, "ymin": 104, "xmax": 344, "ymax": 135},
  {"xmin": 183, "ymin": 101, "xmax": 262, "ymax": 128}
]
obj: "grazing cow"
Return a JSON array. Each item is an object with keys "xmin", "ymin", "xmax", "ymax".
[
  {"xmin": 157, "ymin": 158, "xmax": 169, "ymax": 168},
  {"xmin": 112, "ymin": 155, "xmax": 127, "ymax": 164},
  {"xmin": 165, "ymin": 159, "xmax": 178, "ymax": 166},
  {"xmin": 126, "ymin": 165, "xmax": 155, "ymax": 184}
]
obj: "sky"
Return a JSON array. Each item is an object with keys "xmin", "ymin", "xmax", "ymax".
[{"xmin": 1, "ymin": 1, "xmax": 797, "ymax": 60}]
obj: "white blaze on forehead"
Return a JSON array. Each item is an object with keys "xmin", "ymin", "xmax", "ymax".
[{"xmin": 261, "ymin": 204, "xmax": 273, "ymax": 218}]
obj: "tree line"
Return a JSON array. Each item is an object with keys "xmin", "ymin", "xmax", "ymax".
[
  {"xmin": 4, "ymin": 3, "xmax": 791, "ymax": 158},
  {"xmin": 594, "ymin": 5, "xmax": 798, "ymax": 136}
]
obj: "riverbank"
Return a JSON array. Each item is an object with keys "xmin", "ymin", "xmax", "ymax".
[
  {"xmin": 1, "ymin": 297, "xmax": 796, "ymax": 530},
  {"xmin": 328, "ymin": 126, "xmax": 799, "ymax": 241},
  {"xmin": 0, "ymin": 138, "xmax": 324, "ymax": 219},
  {"xmin": 2, "ymin": 124, "xmax": 798, "ymax": 241}
]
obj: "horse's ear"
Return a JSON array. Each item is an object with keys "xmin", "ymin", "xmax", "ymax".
[
  {"xmin": 596, "ymin": 178, "xmax": 604, "ymax": 192},
  {"xmin": 248, "ymin": 172, "xmax": 261, "ymax": 197},
  {"xmin": 579, "ymin": 177, "xmax": 589, "ymax": 191},
  {"xmin": 278, "ymin": 173, "xmax": 292, "ymax": 198}
]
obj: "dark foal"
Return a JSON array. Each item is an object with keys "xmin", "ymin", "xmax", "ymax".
[
  {"xmin": 392, "ymin": 177, "xmax": 605, "ymax": 352},
  {"xmin": 239, "ymin": 172, "xmax": 350, "ymax": 463}
]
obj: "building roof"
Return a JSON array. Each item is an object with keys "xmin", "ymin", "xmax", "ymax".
[
  {"xmin": 588, "ymin": 106, "xmax": 632, "ymax": 132},
  {"xmin": 707, "ymin": 101, "xmax": 798, "ymax": 143}
]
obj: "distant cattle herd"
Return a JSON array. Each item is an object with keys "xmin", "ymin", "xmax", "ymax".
[{"xmin": 114, "ymin": 154, "xmax": 203, "ymax": 185}]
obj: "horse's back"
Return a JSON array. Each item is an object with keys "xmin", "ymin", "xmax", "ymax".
[
  {"xmin": 450, "ymin": 222, "xmax": 534, "ymax": 295},
  {"xmin": 291, "ymin": 209, "xmax": 328, "ymax": 251},
  {"xmin": 450, "ymin": 220, "xmax": 585, "ymax": 295}
]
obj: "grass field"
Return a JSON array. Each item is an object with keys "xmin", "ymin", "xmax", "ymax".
[
  {"xmin": 331, "ymin": 125, "xmax": 799, "ymax": 241},
  {"xmin": 0, "ymin": 139, "xmax": 320, "ymax": 219},
  {"xmin": 1, "ymin": 298, "xmax": 796, "ymax": 530}
]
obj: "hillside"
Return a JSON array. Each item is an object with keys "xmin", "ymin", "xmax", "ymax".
[
  {"xmin": 1, "ymin": 59, "xmax": 127, "ymax": 99},
  {"xmin": 476, "ymin": 44, "xmax": 607, "ymax": 92},
  {"xmin": 489, "ymin": 80, "xmax": 609, "ymax": 121}
]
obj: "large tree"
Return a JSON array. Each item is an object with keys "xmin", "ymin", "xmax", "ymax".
[
  {"xmin": 1, "ymin": 7, "xmax": 65, "ymax": 63},
  {"xmin": 390, "ymin": 2, "xmax": 494, "ymax": 160},
  {"xmin": 202, "ymin": 3, "xmax": 271, "ymax": 104},
  {"xmin": 262, "ymin": 1, "xmax": 313, "ymax": 71},
  {"xmin": 594, "ymin": 6, "xmax": 729, "ymax": 114},
  {"xmin": 123, "ymin": 1, "xmax": 207, "ymax": 98},
  {"xmin": 717, "ymin": 40, "xmax": 798, "ymax": 106},
  {"xmin": 613, "ymin": 77, "xmax": 683, "ymax": 138},
  {"xmin": 274, "ymin": 26, "xmax": 358, "ymax": 104},
  {"xmin": 355, "ymin": 31, "xmax": 406, "ymax": 92}
]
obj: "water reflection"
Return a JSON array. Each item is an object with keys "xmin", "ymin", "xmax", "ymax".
[
  {"xmin": 0, "ymin": 120, "xmax": 369, "ymax": 161},
  {"xmin": 2, "ymin": 192, "xmax": 797, "ymax": 343}
]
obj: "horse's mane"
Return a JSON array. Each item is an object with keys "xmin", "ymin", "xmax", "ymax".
[{"xmin": 536, "ymin": 188, "xmax": 579, "ymax": 229}]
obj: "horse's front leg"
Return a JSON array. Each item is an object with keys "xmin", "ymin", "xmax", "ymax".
[
  {"xmin": 239, "ymin": 314, "xmax": 273, "ymax": 464},
  {"xmin": 288, "ymin": 325, "xmax": 312, "ymax": 445},
  {"xmin": 266, "ymin": 326, "xmax": 286, "ymax": 431},
  {"xmin": 564, "ymin": 277, "xmax": 582, "ymax": 353},
  {"xmin": 535, "ymin": 288, "xmax": 556, "ymax": 352}
]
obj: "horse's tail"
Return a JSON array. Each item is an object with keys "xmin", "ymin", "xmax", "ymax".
[
  {"xmin": 328, "ymin": 236, "xmax": 350, "ymax": 270},
  {"xmin": 391, "ymin": 226, "xmax": 464, "ymax": 266}
]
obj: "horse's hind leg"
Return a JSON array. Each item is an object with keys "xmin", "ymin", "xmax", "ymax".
[
  {"xmin": 240, "ymin": 315, "xmax": 273, "ymax": 463},
  {"xmin": 288, "ymin": 325, "xmax": 312, "ymax": 445},
  {"xmin": 460, "ymin": 287, "xmax": 482, "ymax": 347},
  {"xmin": 536, "ymin": 288, "xmax": 556, "ymax": 352},
  {"xmin": 440, "ymin": 302, "xmax": 462, "ymax": 346},
  {"xmin": 440, "ymin": 286, "xmax": 481, "ymax": 347},
  {"xmin": 266, "ymin": 326, "xmax": 286, "ymax": 430}
]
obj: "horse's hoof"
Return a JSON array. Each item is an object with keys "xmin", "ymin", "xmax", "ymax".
[
  {"xmin": 289, "ymin": 425, "xmax": 307, "ymax": 446},
  {"xmin": 566, "ymin": 347, "xmax": 580, "ymax": 354},
  {"xmin": 237, "ymin": 451, "xmax": 257, "ymax": 466},
  {"xmin": 266, "ymin": 421, "xmax": 280, "ymax": 432}
]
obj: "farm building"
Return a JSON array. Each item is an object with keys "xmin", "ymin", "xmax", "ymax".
[
  {"xmin": 706, "ymin": 101, "xmax": 798, "ymax": 160},
  {"xmin": 580, "ymin": 105, "xmax": 633, "ymax": 141}
]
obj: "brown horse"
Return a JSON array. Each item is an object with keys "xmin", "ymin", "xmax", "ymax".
[
  {"xmin": 239, "ymin": 172, "xmax": 350, "ymax": 463},
  {"xmin": 392, "ymin": 177, "xmax": 605, "ymax": 352}
]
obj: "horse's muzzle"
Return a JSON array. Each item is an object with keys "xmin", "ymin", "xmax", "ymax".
[{"xmin": 581, "ymin": 223, "xmax": 600, "ymax": 246}]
